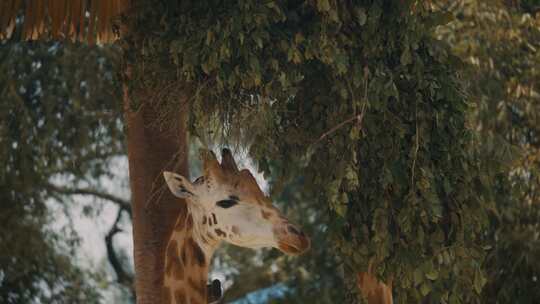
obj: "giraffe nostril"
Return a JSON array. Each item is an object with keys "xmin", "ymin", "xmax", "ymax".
[{"xmin": 287, "ymin": 225, "xmax": 301, "ymax": 235}]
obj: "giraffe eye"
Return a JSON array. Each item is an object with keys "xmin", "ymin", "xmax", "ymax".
[{"xmin": 216, "ymin": 199, "xmax": 238, "ymax": 208}]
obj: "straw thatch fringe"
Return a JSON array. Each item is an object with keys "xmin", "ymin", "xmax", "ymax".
[{"xmin": 0, "ymin": 0, "xmax": 129, "ymax": 43}]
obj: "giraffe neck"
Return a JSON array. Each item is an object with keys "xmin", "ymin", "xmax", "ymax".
[{"xmin": 163, "ymin": 210, "xmax": 218, "ymax": 304}]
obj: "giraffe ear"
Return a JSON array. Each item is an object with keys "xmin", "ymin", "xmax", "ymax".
[{"xmin": 163, "ymin": 171, "xmax": 197, "ymax": 199}]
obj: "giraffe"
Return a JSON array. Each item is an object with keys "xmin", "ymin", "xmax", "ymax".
[{"xmin": 161, "ymin": 148, "xmax": 310, "ymax": 304}]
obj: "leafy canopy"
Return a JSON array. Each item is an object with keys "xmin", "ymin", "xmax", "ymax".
[
  {"xmin": 126, "ymin": 1, "xmax": 491, "ymax": 302},
  {"xmin": 437, "ymin": 0, "xmax": 540, "ymax": 302}
]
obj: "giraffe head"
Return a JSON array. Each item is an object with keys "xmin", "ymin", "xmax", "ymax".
[{"xmin": 163, "ymin": 149, "xmax": 310, "ymax": 255}]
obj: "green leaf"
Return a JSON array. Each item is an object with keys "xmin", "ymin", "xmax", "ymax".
[
  {"xmin": 206, "ymin": 30, "xmax": 214, "ymax": 45},
  {"xmin": 420, "ymin": 282, "xmax": 431, "ymax": 296},
  {"xmin": 317, "ymin": 0, "xmax": 331, "ymax": 12},
  {"xmin": 473, "ymin": 268, "xmax": 486, "ymax": 294},
  {"xmin": 334, "ymin": 202, "xmax": 347, "ymax": 217},
  {"xmin": 349, "ymin": 126, "xmax": 360, "ymax": 141},
  {"xmin": 427, "ymin": 11, "xmax": 454, "ymax": 28},
  {"xmin": 355, "ymin": 8, "xmax": 367, "ymax": 26},
  {"xmin": 249, "ymin": 55, "xmax": 261, "ymax": 72},
  {"xmin": 414, "ymin": 268, "xmax": 423, "ymax": 286},
  {"xmin": 449, "ymin": 293, "xmax": 460, "ymax": 304},
  {"xmin": 254, "ymin": 36, "xmax": 263, "ymax": 49},
  {"xmin": 239, "ymin": 32, "xmax": 245, "ymax": 45},
  {"xmin": 400, "ymin": 47, "xmax": 412, "ymax": 66},
  {"xmin": 426, "ymin": 268, "xmax": 439, "ymax": 281}
]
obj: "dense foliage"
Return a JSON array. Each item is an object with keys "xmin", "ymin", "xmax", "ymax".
[
  {"xmin": 125, "ymin": 1, "xmax": 496, "ymax": 303},
  {"xmin": 0, "ymin": 41, "xmax": 123, "ymax": 303},
  {"xmin": 438, "ymin": 1, "xmax": 540, "ymax": 302}
]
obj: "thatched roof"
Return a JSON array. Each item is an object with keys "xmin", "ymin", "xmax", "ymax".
[{"xmin": 0, "ymin": 0, "xmax": 129, "ymax": 43}]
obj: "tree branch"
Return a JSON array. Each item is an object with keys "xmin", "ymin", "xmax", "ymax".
[
  {"xmin": 105, "ymin": 207, "xmax": 135, "ymax": 294},
  {"xmin": 46, "ymin": 182, "xmax": 135, "ymax": 298},
  {"xmin": 313, "ymin": 66, "xmax": 369, "ymax": 146},
  {"xmin": 45, "ymin": 183, "xmax": 131, "ymax": 216}
]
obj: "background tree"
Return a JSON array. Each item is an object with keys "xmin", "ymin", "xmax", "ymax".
[
  {"xmin": 437, "ymin": 0, "xmax": 540, "ymax": 302},
  {"xmin": 0, "ymin": 40, "xmax": 126, "ymax": 302},
  {"xmin": 2, "ymin": 2, "xmax": 187, "ymax": 302}
]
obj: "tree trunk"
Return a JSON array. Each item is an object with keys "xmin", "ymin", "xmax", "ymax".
[{"xmin": 123, "ymin": 83, "xmax": 189, "ymax": 304}]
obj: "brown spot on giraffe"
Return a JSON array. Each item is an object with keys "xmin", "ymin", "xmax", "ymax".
[
  {"xmin": 166, "ymin": 241, "xmax": 184, "ymax": 280},
  {"xmin": 181, "ymin": 245, "xmax": 188, "ymax": 265},
  {"xmin": 214, "ymin": 229, "xmax": 227, "ymax": 238},
  {"xmin": 174, "ymin": 210, "xmax": 187, "ymax": 231},
  {"xmin": 165, "ymin": 240, "xmax": 178, "ymax": 276},
  {"xmin": 188, "ymin": 277, "xmax": 206, "ymax": 298},
  {"xmin": 173, "ymin": 257, "xmax": 184, "ymax": 280},
  {"xmin": 190, "ymin": 297, "xmax": 203, "ymax": 304},
  {"xmin": 231, "ymin": 225, "xmax": 240, "ymax": 235},
  {"xmin": 186, "ymin": 214, "xmax": 194, "ymax": 230},
  {"xmin": 187, "ymin": 237, "xmax": 206, "ymax": 267},
  {"xmin": 174, "ymin": 287, "xmax": 186, "ymax": 303}
]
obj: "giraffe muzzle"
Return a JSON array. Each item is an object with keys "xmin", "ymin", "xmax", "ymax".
[{"xmin": 275, "ymin": 224, "xmax": 310, "ymax": 255}]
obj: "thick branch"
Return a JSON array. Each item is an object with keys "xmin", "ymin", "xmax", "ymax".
[
  {"xmin": 46, "ymin": 183, "xmax": 132, "ymax": 216},
  {"xmin": 105, "ymin": 208, "xmax": 135, "ymax": 292},
  {"xmin": 46, "ymin": 182, "xmax": 135, "ymax": 296}
]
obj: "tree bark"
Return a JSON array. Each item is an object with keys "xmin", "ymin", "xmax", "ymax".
[{"xmin": 123, "ymin": 84, "xmax": 189, "ymax": 304}]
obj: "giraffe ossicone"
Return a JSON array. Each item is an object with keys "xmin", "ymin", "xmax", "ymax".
[{"xmin": 162, "ymin": 148, "xmax": 310, "ymax": 304}]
